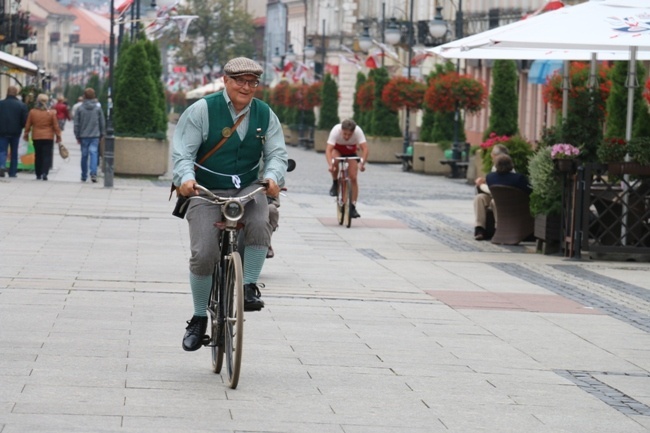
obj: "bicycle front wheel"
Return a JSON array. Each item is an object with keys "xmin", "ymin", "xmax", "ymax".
[
  {"xmin": 223, "ymin": 251, "xmax": 244, "ymax": 389},
  {"xmin": 336, "ymin": 178, "xmax": 345, "ymax": 225},
  {"xmin": 344, "ymin": 179, "xmax": 353, "ymax": 228},
  {"xmin": 210, "ymin": 267, "xmax": 224, "ymax": 374}
]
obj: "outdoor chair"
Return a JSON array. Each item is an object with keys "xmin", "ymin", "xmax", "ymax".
[{"xmin": 490, "ymin": 185, "xmax": 535, "ymax": 245}]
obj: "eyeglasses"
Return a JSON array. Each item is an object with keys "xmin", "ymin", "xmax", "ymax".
[{"xmin": 231, "ymin": 77, "xmax": 260, "ymax": 88}]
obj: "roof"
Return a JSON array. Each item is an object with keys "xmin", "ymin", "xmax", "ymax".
[
  {"xmin": 67, "ymin": 6, "xmax": 110, "ymax": 46},
  {"xmin": 32, "ymin": 0, "xmax": 76, "ymax": 17}
]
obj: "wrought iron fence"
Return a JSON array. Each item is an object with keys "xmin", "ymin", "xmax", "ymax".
[{"xmin": 570, "ymin": 163, "xmax": 650, "ymax": 260}]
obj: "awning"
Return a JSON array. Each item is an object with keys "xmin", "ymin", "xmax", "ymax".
[
  {"xmin": 0, "ymin": 51, "xmax": 39, "ymax": 75},
  {"xmin": 528, "ymin": 59, "xmax": 563, "ymax": 84}
]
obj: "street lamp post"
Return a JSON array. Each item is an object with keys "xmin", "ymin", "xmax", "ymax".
[
  {"xmin": 105, "ymin": 0, "xmax": 116, "ymax": 188},
  {"xmin": 452, "ymin": 0, "xmax": 464, "ymax": 160},
  {"xmin": 401, "ymin": 0, "xmax": 415, "ymax": 154}
]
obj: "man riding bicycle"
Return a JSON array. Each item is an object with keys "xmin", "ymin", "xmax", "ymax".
[
  {"xmin": 325, "ymin": 119, "xmax": 369, "ymax": 218},
  {"xmin": 172, "ymin": 57, "xmax": 288, "ymax": 352}
]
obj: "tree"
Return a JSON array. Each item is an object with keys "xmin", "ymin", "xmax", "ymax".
[
  {"xmin": 370, "ymin": 67, "xmax": 401, "ymax": 137},
  {"xmin": 486, "ymin": 59, "xmax": 518, "ymax": 137},
  {"xmin": 420, "ymin": 62, "xmax": 454, "ymax": 143},
  {"xmin": 85, "ymin": 74, "xmax": 101, "ymax": 98},
  {"xmin": 318, "ymin": 73, "xmax": 339, "ymax": 130},
  {"xmin": 114, "ymin": 38, "xmax": 165, "ymax": 138},
  {"xmin": 353, "ymin": 72, "xmax": 366, "ymax": 129},
  {"xmin": 605, "ymin": 61, "xmax": 648, "ymax": 139},
  {"xmin": 173, "ymin": 0, "xmax": 255, "ymax": 73},
  {"xmin": 144, "ymin": 38, "xmax": 168, "ymax": 133}
]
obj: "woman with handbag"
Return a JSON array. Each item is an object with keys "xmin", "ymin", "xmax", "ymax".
[{"xmin": 23, "ymin": 93, "xmax": 62, "ymax": 181}]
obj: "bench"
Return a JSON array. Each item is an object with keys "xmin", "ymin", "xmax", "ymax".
[
  {"xmin": 395, "ymin": 153, "xmax": 413, "ymax": 172},
  {"xmin": 439, "ymin": 160, "xmax": 469, "ymax": 178}
]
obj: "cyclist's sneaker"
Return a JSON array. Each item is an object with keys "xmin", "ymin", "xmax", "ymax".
[
  {"xmin": 266, "ymin": 245, "xmax": 274, "ymax": 259},
  {"xmin": 350, "ymin": 204, "xmax": 361, "ymax": 218},
  {"xmin": 244, "ymin": 283, "xmax": 265, "ymax": 311},
  {"xmin": 329, "ymin": 181, "xmax": 338, "ymax": 197},
  {"xmin": 182, "ymin": 315, "xmax": 208, "ymax": 351}
]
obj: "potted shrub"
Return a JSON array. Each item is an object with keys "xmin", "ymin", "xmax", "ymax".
[
  {"xmin": 113, "ymin": 36, "xmax": 169, "ymax": 176},
  {"xmin": 479, "ymin": 134, "xmax": 533, "ymax": 178},
  {"xmin": 366, "ymin": 67, "xmax": 402, "ymax": 163},
  {"xmin": 528, "ymin": 146, "xmax": 563, "ymax": 254},
  {"xmin": 314, "ymin": 74, "xmax": 339, "ymax": 152}
]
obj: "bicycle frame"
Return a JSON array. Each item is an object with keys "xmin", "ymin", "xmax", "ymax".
[
  {"xmin": 187, "ymin": 183, "xmax": 267, "ymax": 389},
  {"xmin": 333, "ymin": 156, "xmax": 360, "ymax": 228}
]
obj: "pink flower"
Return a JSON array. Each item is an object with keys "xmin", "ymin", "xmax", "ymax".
[{"xmin": 551, "ymin": 143, "xmax": 580, "ymax": 159}]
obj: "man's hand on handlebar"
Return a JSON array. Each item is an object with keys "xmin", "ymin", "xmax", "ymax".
[
  {"xmin": 179, "ymin": 179, "xmax": 199, "ymax": 197},
  {"xmin": 264, "ymin": 178, "xmax": 280, "ymax": 197}
]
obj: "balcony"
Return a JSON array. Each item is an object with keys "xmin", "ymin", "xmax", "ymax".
[{"xmin": 0, "ymin": 11, "xmax": 31, "ymax": 46}]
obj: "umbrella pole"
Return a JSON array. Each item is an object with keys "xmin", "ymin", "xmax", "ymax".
[
  {"xmin": 561, "ymin": 60, "xmax": 569, "ymax": 120},
  {"xmin": 621, "ymin": 46, "xmax": 638, "ymax": 246}
]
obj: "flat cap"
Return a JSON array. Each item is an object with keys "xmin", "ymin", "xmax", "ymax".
[{"xmin": 223, "ymin": 57, "xmax": 264, "ymax": 78}]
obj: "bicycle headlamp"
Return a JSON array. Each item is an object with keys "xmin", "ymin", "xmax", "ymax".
[{"xmin": 223, "ymin": 200, "xmax": 244, "ymax": 221}]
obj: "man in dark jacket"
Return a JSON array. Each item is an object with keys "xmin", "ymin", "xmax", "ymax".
[
  {"xmin": 0, "ymin": 86, "xmax": 28, "ymax": 177},
  {"xmin": 74, "ymin": 88, "xmax": 105, "ymax": 182}
]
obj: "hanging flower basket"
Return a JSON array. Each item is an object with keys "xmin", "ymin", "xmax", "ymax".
[
  {"xmin": 424, "ymin": 72, "xmax": 487, "ymax": 114},
  {"xmin": 381, "ymin": 76, "xmax": 427, "ymax": 112},
  {"xmin": 553, "ymin": 158, "xmax": 577, "ymax": 174},
  {"xmin": 270, "ymin": 81, "xmax": 290, "ymax": 108},
  {"xmin": 542, "ymin": 61, "xmax": 611, "ymax": 113},
  {"xmin": 356, "ymin": 80, "xmax": 375, "ymax": 113}
]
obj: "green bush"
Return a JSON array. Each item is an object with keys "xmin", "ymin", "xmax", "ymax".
[
  {"xmin": 486, "ymin": 59, "xmax": 518, "ymax": 138},
  {"xmin": 627, "ymin": 136, "xmax": 650, "ymax": 165},
  {"xmin": 318, "ymin": 73, "xmax": 339, "ymax": 130},
  {"xmin": 352, "ymin": 72, "xmax": 365, "ymax": 129},
  {"xmin": 370, "ymin": 67, "xmax": 401, "ymax": 137},
  {"xmin": 606, "ymin": 61, "xmax": 647, "ymax": 139},
  {"xmin": 528, "ymin": 147, "xmax": 562, "ymax": 216},
  {"xmin": 114, "ymin": 38, "xmax": 166, "ymax": 139},
  {"xmin": 481, "ymin": 135, "xmax": 533, "ymax": 178}
]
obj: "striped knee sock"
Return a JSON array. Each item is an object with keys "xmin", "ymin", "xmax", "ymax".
[
  {"xmin": 190, "ymin": 272, "xmax": 212, "ymax": 317},
  {"xmin": 243, "ymin": 246, "xmax": 267, "ymax": 285}
]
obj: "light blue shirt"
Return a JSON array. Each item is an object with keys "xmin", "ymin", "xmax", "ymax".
[{"xmin": 172, "ymin": 91, "xmax": 287, "ymax": 188}]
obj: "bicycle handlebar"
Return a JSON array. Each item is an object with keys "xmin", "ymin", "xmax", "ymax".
[{"xmin": 191, "ymin": 183, "xmax": 267, "ymax": 205}]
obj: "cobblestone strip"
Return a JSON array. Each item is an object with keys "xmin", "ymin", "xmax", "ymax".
[
  {"xmin": 491, "ymin": 263, "xmax": 650, "ymax": 333},
  {"xmin": 552, "ymin": 264, "xmax": 650, "ymax": 303},
  {"xmin": 555, "ymin": 370, "xmax": 650, "ymax": 416},
  {"xmin": 386, "ymin": 211, "xmax": 480, "ymax": 252}
]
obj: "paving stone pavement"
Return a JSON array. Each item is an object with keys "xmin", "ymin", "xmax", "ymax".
[{"xmin": 1, "ymin": 123, "xmax": 649, "ymax": 433}]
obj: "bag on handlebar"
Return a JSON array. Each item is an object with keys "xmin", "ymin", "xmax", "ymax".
[{"xmin": 172, "ymin": 194, "xmax": 189, "ymax": 219}]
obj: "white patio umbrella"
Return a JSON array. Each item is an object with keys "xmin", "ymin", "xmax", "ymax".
[{"xmin": 480, "ymin": 0, "xmax": 650, "ymax": 142}]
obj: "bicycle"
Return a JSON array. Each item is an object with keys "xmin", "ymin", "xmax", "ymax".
[
  {"xmin": 185, "ymin": 182, "xmax": 267, "ymax": 389},
  {"xmin": 333, "ymin": 156, "xmax": 361, "ymax": 228}
]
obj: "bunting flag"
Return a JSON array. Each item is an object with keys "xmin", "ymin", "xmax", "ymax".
[
  {"xmin": 411, "ymin": 48, "xmax": 432, "ymax": 66},
  {"xmin": 338, "ymin": 54, "xmax": 362, "ymax": 70},
  {"xmin": 524, "ymin": 0, "xmax": 564, "ymax": 19},
  {"xmin": 371, "ymin": 40, "xmax": 400, "ymax": 63},
  {"xmin": 340, "ymin": 45, "xmax": 361, "ymax": 64},
  {"xmin": 115, "ymin": 0, "xmax": 133, "ymax": 17},
  {"xmin": 325, "ymin": 64, "xmax": 339, "ymax": 76},
  {"xmin": 171, "ymin": 15, "xmax": 198, "ymax": 42}
]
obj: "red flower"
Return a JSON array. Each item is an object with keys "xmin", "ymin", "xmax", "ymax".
[
  {"xmin": 270, "ymin": 81, "xmax": 290, "ymax": 107},
  {"xmin": 542, "ymin": 61, "xmax": 611, "ymax": 113},
  {"xmin": 380, "ymin": 76, "xmax": 427, "ymax": 112},
  {"xmin": 424, "ymin": 72, "xmax": 486, "ymax": 114},
  {"xmin": 356, "ymin": 80, "xmax": 375, "ymax": 112},
  {"xmin": 644, "ymin": 77, "xmax": 650, "ymax": 105}
]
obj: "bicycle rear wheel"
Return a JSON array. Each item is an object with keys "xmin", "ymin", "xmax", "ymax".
[
  {"xmin": 344, "ymin": 179, "xmax": 352, "ymax": 228},
  {"xmin": 223, "ymin": 251, "xmax": 244, "ymax": 389},
  {"xmin": 336, "ymin": 177, "xmax": 345, "ymax": 225},
  {"xmin": 209, "ymin": 268, "xmax": 224, "ymax": 374}
]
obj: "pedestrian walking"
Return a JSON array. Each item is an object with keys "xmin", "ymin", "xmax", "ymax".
[
  {"xmin": 23, "ymin": 93, "xmax": 61, "ymax": 181},
  {"xmin": 74, "ymin": 88, "xmax": 105, "ymax": 183},
  {"xmin": 0, "ymin": 86, "xmax": 28, "ymax": 178},
  {"xmin": 53, "ymin": 97, "xmax": 72, "ymax": 131}
]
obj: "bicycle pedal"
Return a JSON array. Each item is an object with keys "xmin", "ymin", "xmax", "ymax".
[{"xmin": 201, "ymin": 335, "xmax": 211, "ymax": 345}]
